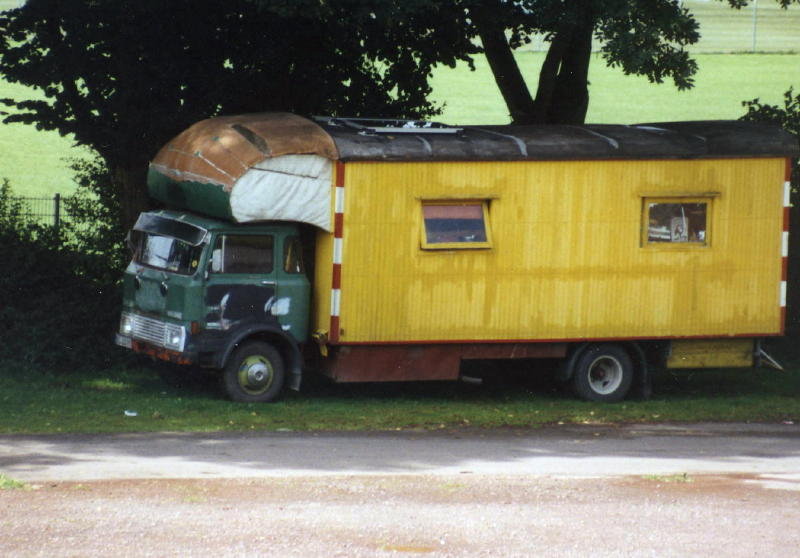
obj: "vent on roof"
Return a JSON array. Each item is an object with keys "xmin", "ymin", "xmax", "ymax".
[{"xmin": 315, "ymin": 116, "xmax": 462, "ymax": 135}]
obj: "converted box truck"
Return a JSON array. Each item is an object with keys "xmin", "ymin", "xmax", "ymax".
[{"xmin": 115, "ymin": 113, "xmax": 799, "ymax": 402}]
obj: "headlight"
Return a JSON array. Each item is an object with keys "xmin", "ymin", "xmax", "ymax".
[
  {"xmin": 164, "ymin": 323, "xmax": 186, "ymax": 351},
  {"xmin": 119, "ymin": 313, "xmax": 133, "ymax": 336}
]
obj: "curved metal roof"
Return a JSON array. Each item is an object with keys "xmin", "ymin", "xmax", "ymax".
[
  {"xmin": 317, "ymin": 117, "xmax": 799, "ymax": 162},
  {"xmin": 150, "ymin": 113, "xmax": 798, "ymax": 193}
]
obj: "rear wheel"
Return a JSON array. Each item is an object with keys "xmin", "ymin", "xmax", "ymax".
[
  {"xmin": 222, "ymin": 341, "xmax": 285, "ymax": 403},
  {"xmin": 572, "ymin": 344, "xmax": 634, "ymax": 403}
]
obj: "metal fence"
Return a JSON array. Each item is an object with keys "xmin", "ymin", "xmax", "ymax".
[{"xmin": 9, "ymin": 194, "xmax": 70, "ymax": 228}]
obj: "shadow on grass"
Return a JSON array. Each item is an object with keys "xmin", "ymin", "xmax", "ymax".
[
  {"xmin": 26, "ymin": 344, "xmax": 800, "ymax": 405},
  {"xmin": 1, "ymin": 339, "xmax": 798, "ymax": 434}
]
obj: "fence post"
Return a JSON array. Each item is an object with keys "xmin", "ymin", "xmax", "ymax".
[{"xmin": 53, "ymin": 193, "xmax": 61, "ymax": 230}]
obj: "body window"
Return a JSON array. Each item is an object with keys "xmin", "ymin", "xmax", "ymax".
[
  {"xmin": 212, "ymin": 235, "xmax": 273, "ymax": 274},
  {"xmin": 421, "ymin": 201, "xmax": 491, "ymax": 249},
  {"xmin": 644, "ymin": 199, "xmax": 709, "ymax": 246}
]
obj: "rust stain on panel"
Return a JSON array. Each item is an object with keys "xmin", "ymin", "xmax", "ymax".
[
  {"xmin": 323, "ymin": 345, "xmax": 462, "ymax": 382},
  {"xmin": 322, "ymin": 343, "xmax": 568, "ymax": 382}
]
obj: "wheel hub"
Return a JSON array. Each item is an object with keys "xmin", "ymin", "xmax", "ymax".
[
  {"xmin": 238, "ymin": 356, "xmax": 274, "ymax": 395},
  {"xmin": 588, "ymin": 356, "xmax": 623, "ymax": 395}
]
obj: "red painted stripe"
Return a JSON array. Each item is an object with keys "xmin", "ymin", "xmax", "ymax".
[
  {"xmin": 781, "ymin": 163, "xmax": 791, "ymax": 334},
  {"xmin": 334, "ymin": 212, "xmax": 344, "ymax": 237},
  {"xmin": 327, "ymin": 332, "xmax": 780, "ymax": 347},
  {"xmin": 335, "ymin": 161, "xmax": 346, "ymax": 187},
  {"xmin": 330, "ymin": 316, "xmax": 340, "ymax": 343},
  {"xmin": 330, "ymin": 161, "xmax": 346, "ymax": 343}
]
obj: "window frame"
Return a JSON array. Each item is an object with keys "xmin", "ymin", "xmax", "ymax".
[
  {"xmin": 641, "ymin": 196, "xmax": 713, "ymax": 248},
  {"xmin": 210, "ymin": 233, "xmax": 275, "ymax": 275},
  {"xmin": 283, "ymin": 235, "xmax": 306, "ymax": 274},
  {"xmin": 419, "ymin": 200, "xmax": 493, "ymax": 250}
]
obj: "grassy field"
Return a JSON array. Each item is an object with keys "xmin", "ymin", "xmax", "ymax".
[
  {"xmin": 1, "ymin": 345, "xmax": 798, "ymax": 434},
  {"xmin": 0, "ymin": 1, "xmax": 797, "ymax": 197},
  {"xmin": 1, "ymin": 52, "xmax": 797, "ymax": 198},
  {"xmin": 430, "ymin": 52, "xmax": 800, "ymax": 125},
  {"xmin": 518, "ymin": 1, "xmax": 800, "ymax": 54},
  {"xmin": 685, "ymin": 0, "xmax": 800, "ymax": 53}
]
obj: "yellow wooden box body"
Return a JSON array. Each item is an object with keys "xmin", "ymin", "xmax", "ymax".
[{"xmin": 313, "ymin": 157, "xmax": 785, "ymax": 343}]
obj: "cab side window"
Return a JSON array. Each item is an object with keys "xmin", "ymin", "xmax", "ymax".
[
  {"xmin": 283, "ymin": 236, "xmax": 305, "ymax": 274},
  {"xmin": 211, "ymin": 235, "xmax": 274, "ymax": 274}
]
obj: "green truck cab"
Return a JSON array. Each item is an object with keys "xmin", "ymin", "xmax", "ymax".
[{"xmin": 115, "ymin": 210, "xmax": 310, "ymax": 402}]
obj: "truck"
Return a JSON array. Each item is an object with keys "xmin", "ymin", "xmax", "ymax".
[{"xmin": 115, "ymin": 112, "xmax": 799, "ymax": 403}]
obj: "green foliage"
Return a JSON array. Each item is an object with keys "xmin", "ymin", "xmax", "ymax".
[
  {"xmin": 0, "ymin": 176, "xmax": 125, "ymax": 372},
  {"xmin": 0, "ymin": 0, "xmax": 479, "ymax": 225},
  {"xmin": 741, "ymin": 88, "xmax": 800, "ymax": 149},
  {"xmin": 61, "ymin": 157, "xmax": 126, "ymax": 284},
  {"xmin": 0, "ymin": 474, "xmax": 26, "ymax": 490},
  {"xmin": 0, "ymin": 0, "xmax": 474, "ymax": 158},
  {"xmin": 595, "ymin": 0, "xmax": 701, "ymax": 90}
]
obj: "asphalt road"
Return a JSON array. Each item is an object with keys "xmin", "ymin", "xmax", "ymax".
[
  {"xmin": 2, "ymin": 422, "xmax": 799, "ymax": 484},
  {"xmin": 4, "ymin": 423, "xmax": 800, "ymax": 557}
]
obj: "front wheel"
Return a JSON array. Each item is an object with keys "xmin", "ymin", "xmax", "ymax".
[
  {"xmin": 222, "ymin": 341, "xmax": 285, "ymax": 403},
  {"xmin": 571, "ymin": 344, "xmax": 634, "ymax": 403}
]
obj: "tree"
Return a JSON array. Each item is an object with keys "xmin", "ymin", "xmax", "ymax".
[
  {"xmin": 0, "ymin": 0, "xmax": 477, "ymax": 228},
  {"xmin": 464, "ymin": 0, "xmax": 799, "ymax": 125}
]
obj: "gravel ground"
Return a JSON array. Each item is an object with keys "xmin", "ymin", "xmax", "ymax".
[{"xmin": 3, "ymin": 473, "xmax": 799, "ymax": 557}]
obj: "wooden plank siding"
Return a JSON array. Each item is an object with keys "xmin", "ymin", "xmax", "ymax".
[{"xmin": 314, "ymin": 157, "xmax": 786, "ymax": 344}]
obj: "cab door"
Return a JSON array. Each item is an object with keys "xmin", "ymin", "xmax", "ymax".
[
  {"xmin": 203, "ymin": 233, "xmax": 278, "ymax": 332},
  {"xmin": 275, "ymin": 235, "xmax": 311, "ymax": 342}
]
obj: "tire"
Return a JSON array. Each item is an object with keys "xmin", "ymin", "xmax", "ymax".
[
  {"xmin": 222, "ymin": 341, "xmax": 285, "ymax": 403},
  {"xmin": 571, "ymin": 344, "xmax": 634, "ymax": 403}
]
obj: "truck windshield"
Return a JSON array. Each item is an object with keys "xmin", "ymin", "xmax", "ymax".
[{"xmin": 131, "ymin": 231, "xmax": 203, "ymax": 275}]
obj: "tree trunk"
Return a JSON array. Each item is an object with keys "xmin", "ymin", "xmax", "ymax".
[
  {"xmin": 546, "ymin": 14, "xmax": 593, "ymax": 124},
  {"xmin": 475, "ymin": 4, "xmax": 595, "ymax": 126},
  {"xmin": 531, "ymin": 28, "xmax": 573, "ymax": 123},
  {"xmin": 112, "ymin": 161, "xmax": 151, "ymax": 232},
  {"xmin": 471, "ymin": 6, "xmax": 537, "ymax": 124}
]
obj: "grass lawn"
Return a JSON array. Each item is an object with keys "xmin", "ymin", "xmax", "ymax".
[
  {"xmin": 1, "ymin": 52, "xmax": 797, "ymax": 198},
  {"xmin": 429, "ymin": 52, "xmax": 800, "ymax": 125},
  {"xmin": 1, "ymin": 341, "xmax": 798, "ymax": 434}
]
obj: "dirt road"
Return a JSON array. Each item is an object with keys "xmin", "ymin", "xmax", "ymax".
[{"xmin": 2, "ymin": 423, "xmax": 799, "ymax": 556}]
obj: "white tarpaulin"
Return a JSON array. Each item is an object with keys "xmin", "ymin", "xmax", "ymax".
[{"xmin": 229, "ymin": 154, "xmax": 332, "ymax": 231}]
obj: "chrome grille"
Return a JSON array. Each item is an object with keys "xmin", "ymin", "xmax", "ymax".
[{"xmin": 131, "ymin": 314, "xmax": 167, "ymax": 347}]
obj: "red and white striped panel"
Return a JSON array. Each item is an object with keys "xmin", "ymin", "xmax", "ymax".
[
  {"xmin": 330, "ymin": 162, "xmax": 345, "ymax": 343},
  {"xmin": 781, "ymin": 159, "xmax": 792, "ymax": 333}
]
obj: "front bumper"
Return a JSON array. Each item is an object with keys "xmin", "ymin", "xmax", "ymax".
[
  {"xmin": 119, "ymin": 311, "xmax": 187, "ymax": 352},
  {"xmin": 116, "ymin": 312, "xmax": 227, "ymax": 367}
]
